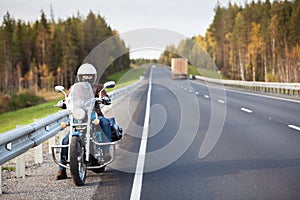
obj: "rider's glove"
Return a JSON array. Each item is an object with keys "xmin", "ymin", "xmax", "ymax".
[
  {"xmin": 102, "ymin": 96, "xmax": 111, "ymax": 105},
  {"xmin": 56, "ymin": 100, "xmax": 66, "ymax": 109}
]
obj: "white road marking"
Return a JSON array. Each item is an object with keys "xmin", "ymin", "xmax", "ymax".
[
  {"xmin": 195, "ymin": 92, "xmax": 199, "ymax": 95},
  {"xmin": 241, "ymin": 107, "xmax": 253, "ymax": 113},
  {"xmin": 130, "ymin": 68, "xmax": 152, "ymax": 200},
  {"xmin": 218, "ymin": 99, "xmax": 225, "ymax": 104},
  {"xmin": 288, "ymin": 125, "xmax": 300, "ymax": 132},
  {"xmin": 204, "ymin": 95, "xmax": 210, "ymax": 99}
]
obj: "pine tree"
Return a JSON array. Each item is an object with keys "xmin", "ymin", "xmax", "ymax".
[{"xmin": 2, "ymin": 12, "xmax": 15, "ymax": 94}]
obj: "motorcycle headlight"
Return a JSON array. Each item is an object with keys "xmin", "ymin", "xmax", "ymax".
[{"xmin": 72, "ymin": 108, "xmax": 86, "ymax": 120}]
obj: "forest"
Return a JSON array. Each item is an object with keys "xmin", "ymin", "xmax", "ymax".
[
  {"xmin": 0, "ymin": 11, "xmax": 130, "ymax": 95},
  {"xmin": 160, "ymin": 0, "xmax": 300, "ymax": 82}
]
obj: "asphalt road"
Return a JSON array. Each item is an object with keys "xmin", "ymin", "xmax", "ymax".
[{"xmin": 107, "ymin": 66, "xmax": 300, "ymax": 200}]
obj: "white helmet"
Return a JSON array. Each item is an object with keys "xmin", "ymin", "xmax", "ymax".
[{"xmin": 77, "ymin": 63, "xmax": 97, "ymax": 84}]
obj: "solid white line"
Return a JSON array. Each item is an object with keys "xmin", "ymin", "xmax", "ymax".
[
  {"xmin": 218, "ymin": 99, "xmax": 225, "ymax": 104},
  {"xmin": 241, "ymin": 107, "xmax": 253, "ymax": 113},
  {"xmin": 288, "ymin": 125, "xmax": 300, "ymax": 132},
  {"xmin": 130, "ymin": 68, "xmax": 152, "ymax": 200}
]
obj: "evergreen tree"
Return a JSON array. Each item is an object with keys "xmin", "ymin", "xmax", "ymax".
[
  {"xmin": 159, "ymin": 0, "xmax": 300, "ymax": 83},
  {"xmin": 0, "ymin": 11, "xmax": 130, "ymax": 94}
]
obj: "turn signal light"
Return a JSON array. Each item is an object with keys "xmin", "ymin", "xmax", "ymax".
[{"xmin": 61, "ymin": 122, "xmax": 67, "ymax": 128}]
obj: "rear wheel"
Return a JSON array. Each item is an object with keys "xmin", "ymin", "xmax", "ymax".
[{"xmin": 70, "ymin": 136, "xmax": 86, "ymax": 186}]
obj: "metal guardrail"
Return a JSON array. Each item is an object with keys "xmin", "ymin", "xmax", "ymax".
[
  {"xmin": 0, "ymin": 76, "xmax": 144, "ymax": 166},
  {"xmin": 0, "ymin": 110, "xmax": 68, "ymax": 166},
  {"xmin": 192, "ymin": 75, "xmax": 300, "ymax": 96}
]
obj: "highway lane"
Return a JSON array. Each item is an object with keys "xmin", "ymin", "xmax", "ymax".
[{"xmin": 137, "ymin": 66, "xmax": 300, "ymax": 199}]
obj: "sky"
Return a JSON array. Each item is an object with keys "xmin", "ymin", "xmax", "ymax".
[{"xmin": 0, "ymin": 0, "xmax": 251, "ymax": 59}]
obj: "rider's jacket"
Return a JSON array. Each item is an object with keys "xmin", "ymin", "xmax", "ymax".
[{"xmin": 92, "ymin": 84, "xmax": 110, "ymax": 117}]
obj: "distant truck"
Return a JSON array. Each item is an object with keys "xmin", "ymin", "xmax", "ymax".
[{"xmin": 171, "ymin": 58, "xmax": 188, "ymax": 79}]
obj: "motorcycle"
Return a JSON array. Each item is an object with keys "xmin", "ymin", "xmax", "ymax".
[{"xmin": 51, "ymin": 81, "xmax": 122, "ymax": 186}]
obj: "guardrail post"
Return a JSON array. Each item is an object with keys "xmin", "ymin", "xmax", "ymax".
[
  {"xmin": 33, "ymin": 118, "xmax": 43, "ymax": 164},
  {"xmin": 34, "ymin": 144, "xmax": 43, "ymax": 164},
  {"xmin": 15, "ymin": 124, "xmax": 26, "ymax": 178},
  {"xmin": 48, "ymin": 136, "xmax": 56, "ymax": 154},
  {"xmin": 16, "ymin": 154, "xmax": 25, "ymax": 178}
]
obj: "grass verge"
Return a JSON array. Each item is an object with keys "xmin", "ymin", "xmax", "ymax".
[
  {"xmin": 188, "ymin": 65, "xmax": 222, "ymax": 79},
  {"xmin": 0, "ymin": 98, "xmax": 63, "ymax": 133},
  {"xmin": 198, "ymin": 68, "xmax": 223, "ymax": 79},
  {"xmin": 188, "ymin": 65, "xmax": 201, "ymax": 76},
  {"xmin": 106, "ymin": 67, "xmax": 146, "ymax": 92}
]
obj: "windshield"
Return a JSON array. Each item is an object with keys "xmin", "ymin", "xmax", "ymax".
[{"xmin": 67, "ymin": 82, "xmax": 95, "ymax": 120}]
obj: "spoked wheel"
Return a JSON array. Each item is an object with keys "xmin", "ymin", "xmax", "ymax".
[{"xmin": 70, "ymin": 136, "xmax": 86, "ymax": 186}]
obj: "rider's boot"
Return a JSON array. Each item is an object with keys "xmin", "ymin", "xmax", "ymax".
[{"xmin": 55, "ymin": 169, "xmax": 67, "ymax": 180}]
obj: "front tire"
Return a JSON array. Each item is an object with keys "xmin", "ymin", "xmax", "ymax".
[{"xmin": 70, "ymin": 136, "xmax": 86, "ymax": 186}]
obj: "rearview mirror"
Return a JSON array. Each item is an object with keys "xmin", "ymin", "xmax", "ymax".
[
  {"xmin": 55, "ymin": 86, "xmax": 65, "ymax": 93},
  {"xmin": 103, "ymin": 81, "xmax": 115, "ymax": 89}
]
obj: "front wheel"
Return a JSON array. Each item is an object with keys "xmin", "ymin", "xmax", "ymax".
[{"xmin": 70, "ymin": 136, "xmax": 86, "ymax": 186}]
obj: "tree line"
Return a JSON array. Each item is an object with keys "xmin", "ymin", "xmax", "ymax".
[
  {"xmin": 0, "ymin": 11, "xmax": 130, "ymax": 95},
  {"xmin": 160, "ymin": 0, "xmax": 300, "ymax": 82}
]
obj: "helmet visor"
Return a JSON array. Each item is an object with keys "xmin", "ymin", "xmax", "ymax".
[{"xmin": 79, "ymin": 74, "xmax": 96, "ymax": 84}]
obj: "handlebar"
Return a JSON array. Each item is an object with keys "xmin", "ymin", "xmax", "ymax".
[{"xmin": 95, "ymin": 97, "xmax": 111, "ymax": 105}]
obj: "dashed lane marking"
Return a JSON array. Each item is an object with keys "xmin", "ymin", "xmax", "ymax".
[
  {"xmin": 241, "ymin": 108, "xmax": 253, "ymax": 113},
  {"xmin": 288, "ymin": 125, "xmax": 300, "ymax": 132},
  {"xmin": 218, "ymin": 99, "xmax": 225, "ymax": 104}
]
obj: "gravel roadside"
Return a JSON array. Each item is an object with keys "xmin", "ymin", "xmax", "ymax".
[{"xmin": 1, "ymin": 137, "xmax": 104, "ymax": 199}]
